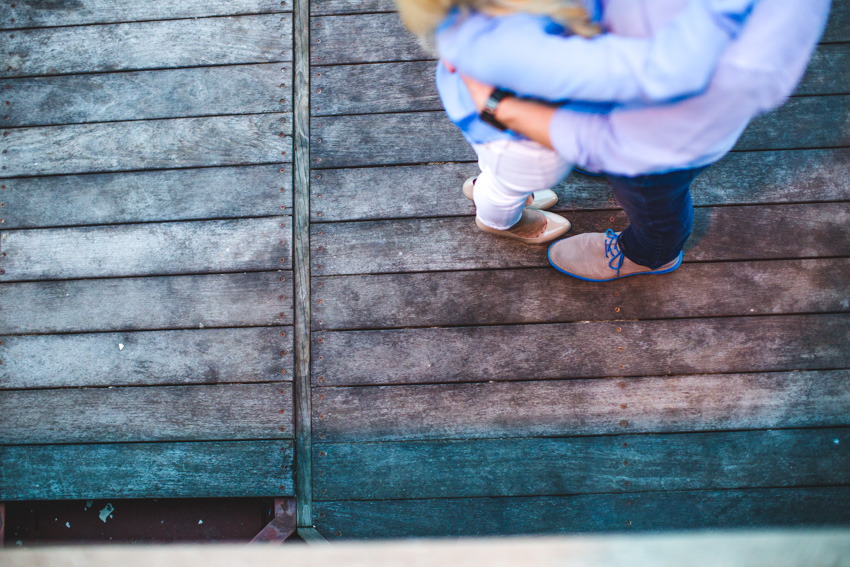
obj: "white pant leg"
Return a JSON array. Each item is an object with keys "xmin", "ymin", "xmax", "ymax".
[{"xmin": 471, "ymin": 139, "xmax": 572, "ymax": 230}]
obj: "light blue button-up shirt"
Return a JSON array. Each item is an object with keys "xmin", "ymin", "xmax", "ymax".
[{"xmin": 435, "ymin": 0, "xmax": 830, "ymax": 175}]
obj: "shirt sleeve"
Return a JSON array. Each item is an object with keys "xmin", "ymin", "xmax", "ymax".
[
  {"xmin": 440, "ymin": 0, "xmax": 759, "ymax": 104},
  {"xmin": 545, "ymin": 0, "xmax": 830, "ymax": 176}
]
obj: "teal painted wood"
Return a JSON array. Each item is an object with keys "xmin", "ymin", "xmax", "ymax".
[
  {"xmin": 3, "ymin": 64, "xmax": 292, "ymax": 128},
  {"xmin": 0, "ymin": 440, "xmax": 294, "ymax": 501},
  {"xmin": 0, "ymin": 383, "xmax": 293, "ymax": 445},
  {"xmin": 1, "ymin": 217, "xmax": 292, "ymax": 282},
  {"xmin": 313, "ymin": 428, "xmax": 850, "ymax": 500},
  {"xmin": 313, "ymin": 369, "xmax": 850, "ymax": 443},
  {"xmin": 309, "ymin": 203, "xmax": 850, "ymax": 275},
  {"xmin": 313, "ymin": 487, "xmax": 850, "ymax": 539},
  {"xmin": 312, "ymin": 314, "xmax": 850, "ymax": 386},
  {"xmin": 310, "ymin": 44, "xmax": 850, "ymax": 117},
  {"xmin": 309, "ymin": 148, "xmax": 850, "ymax": 222},
  {"xmin": 312, "ymin": 258, "xmax": 850, "ymax": 330},
  {"xmin": 1, "ymin": 0, "xmax": 290, "ymax": 29},
  {"xmin": 0, "ymin": 114, "xmax": 292, "ymax": 177},
  {"xmin": 1, "ymin": 327, "xmax": 292, "ymax": 389},
  {"xmin": 0, "ymin": 271, "xmax": 293, "ymax": 334},
  {"xmin": 310, "ymin": 98, "xmax": 850, "ymax": 169},
  {"xmin": 0, "ymin": 15, "xmax": 293, "ymax": 78},
  {"xmin": 1, "ymin": 165, "xmax": 292, "ymax": 230}
]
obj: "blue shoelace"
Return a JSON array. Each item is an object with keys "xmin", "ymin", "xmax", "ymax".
[{"xmin": 604, "ymin": 229, "xmax": 625, "ymax": 276}]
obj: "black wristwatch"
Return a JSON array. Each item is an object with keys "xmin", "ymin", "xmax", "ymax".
[{"xmin": 480, "ymin": 88, "xmax": 514, "ymax": 131}]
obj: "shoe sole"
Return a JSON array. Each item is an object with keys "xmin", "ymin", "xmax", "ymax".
[
  {"xmin": 547, "ymin": 245, "xmax": 683, "ymax": 282},
  {"xmin": 477, "ymin": 211, "xmax": 571, "ymax": 244}
]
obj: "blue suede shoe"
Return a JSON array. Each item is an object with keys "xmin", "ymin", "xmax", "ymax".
[{"xmin": 548, "ymin": 229, "xmax": 682, "ymax": 282}]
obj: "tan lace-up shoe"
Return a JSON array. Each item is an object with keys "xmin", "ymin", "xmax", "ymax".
[
  {"xmin": 548, "ymin": 229, "xmax": 682, "ymax": 281},
  {"xmin": 476, "ymin": 208, "xmax": 571, "ymax": 244},
  {"xmin": 463, "ymin": 176, "xmax": 558, "ymax": 210}
]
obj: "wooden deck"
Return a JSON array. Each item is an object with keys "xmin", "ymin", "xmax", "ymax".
[{"xmin": 2, "ymin": 0, "xmax": 850, "ymax": 541}]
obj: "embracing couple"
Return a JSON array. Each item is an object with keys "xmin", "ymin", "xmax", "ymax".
[{"xmin": 396, "ymin": 0, "xmax": 830, "ymax": 282}]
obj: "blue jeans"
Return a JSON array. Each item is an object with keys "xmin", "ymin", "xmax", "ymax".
[{"xmin": 606, "ymin": 166, "xmax": 708, "ymax": 269}]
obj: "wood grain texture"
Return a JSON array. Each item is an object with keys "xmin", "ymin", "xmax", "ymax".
[
  {"xmin": 312, "ymin": 258, "xmax": 850, "ymax": 330},
  {"xmin": 822, "ymin": 0, "xmax": 850, "ymax": 42},
  {"xmin": 310, "ymin": 98, "xmax": 848, "ymax": 169},
  {"xmin": 0, "ymin": 15, "xmax": 292, "ymax": 78},
  {"xmin": 311, "ymin": 13, "xmax": 426, "ymax": 66},
  {"xmin": 736, "ymin": 95, "xmax": 850, "ymax": 151},
  {"xmin": 312, "ymin": 60, "xmax": 439, "ymax": 116},
  {"xmin": 0, "ymin": 327, "xmax": 293, "ymax": 389},
  {"xmin": 1, "ymin": 165, "xmax": 292, "ymax": 230},
  {"xmin": 309, "ymin": 148, "xmax": 850, "ymax": 222},
  {"xmin": 309, "ymin": 203, "xmax": 850, "ymax": 276},
  {"xmin": 310, "ymin": 44, "xmax": 850, "ymax": 118},
  {"xmin": 313, "ymin": 369, "xmax": 850, "ymax": 443},
  {"xmin": 0, "ymin": 0, "xmax": 290, "ymax": 29},
  {"xmin": 311, "ymin": 0, "xmax": 395, "ymax": 14},
  {"xmin": 313, "ymin": 428, "xmax": 850, "ymax": 500},
  {"xmin": 0, "ymin": 114, "xmax": 292, "ymax": 177},
  {"xmin": 0, "ymin": 440, "xmax": 294, "ymax": 501},
  {"xmin": 796, "ymin": 43, "xmax": 850, "ymax": 95},
  {"xmin": 3, "ymin": 64, "xmax": 292, "ymax": 128},
  {"xmin": 0, "ymin": 383, "xmax": 293, "ymax": 445},
  {"xmin": 294, "ymin": 0, "xmax": 316, "ymax": 526},
  {"xmin": 1, "ymin": 217, "xmax": 292, "ymax": 282},
  {"xmin": 313, "ymin": 487, "xmax": 850, "ymax": 538},
  {"xmin": 0, "ymin": 271, "xmax": 293, "ymax": 334},
  {"xmin": 312, "ymin": 314, "xmax": 850, "ymax": 386}
]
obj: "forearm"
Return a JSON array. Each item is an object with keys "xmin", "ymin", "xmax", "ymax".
[{"xmin": 494, "ymin": 98, "xmax": 558, "ymax": 149}]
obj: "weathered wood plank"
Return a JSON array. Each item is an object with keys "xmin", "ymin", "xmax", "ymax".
[
  {"xmin": 0, "ymin": 271, "xmax": 293, "ymax": 334},
  {"xmin": 0, "ymin": 15, "xmax": 292, "ymax": 78},
  {"xmin": 1, "ymin": 329, "xmax": 291, "ymax": 391},
  {"xmin": 3, "ymin": 64, "xmax": 292, "ymax": 128},
  {"xmin": 736, "ymin": 95, "xmax": 850, "ymax": 151},
  {"xmin": 313, "ymin": 428, "xmax": 850, "ymax": 500},
  {"xmin": 309, "ymin": 148, "xmax": 850, "ymax": 222},
  {"xmin": 1, "ymin": 165, "xmax": 292, "ymax": 230},
  {"xmin": 313, "ymin": 370, "xmax": 850, "ymax": 443},
  {"xmin": 312, "ymin": 61, "xmax": 438, "ymax": 116},
  {"xmin": 1, "ymin": 0, "xmax": 290, "ymax": 29},
  {"xmin": 1, "ymin": 217, "xmax": 292, "ymax": 282},
  {"xmin": 312, "ymin": 259, "xmax": 850, "ymax": 330},
  {"xmin": 309, "ymin": 203, "xmax": 850, "ymax": 276},
  {"xmin": 0, "ymin": 440, "xmax": 294, "ymax": 501},
  {"xmin": 0, "ymin": 383, "xmax": 293, "ymax": 445},
  {"xmin": 311, "ymin": 0, "xmax": 395, "ymax": 14},
  {"xmin": 0, "ymin": 114, "xmax": 291, "ymax": 177},
  {"xmin": 310, "ymin": 45, "xmax": 850, "ymax": 117},
  {"xmin": 822, "ymin": 0, "xmax": 850, "ymax": 43},
  {"xmin": 310, "ymin": 5, "xmax": 849, "ymax": 66},
  {"xmin": 310, "ymin": 97, "xmax": 849, "ymax": 169},
  {"xmin": 314, "ymin": 487, "xmax": 850, "ymax": 538},
  {"xmin": 311, "ymin": 13, "xmax": 425, "ymax": 66},
  {"xmin": 312, "ymin": 314, "xmax": 850, "ymax": 386},
  {"xmin": 796, "ymin": 43, "xmax": 850, "ymax": 95}
]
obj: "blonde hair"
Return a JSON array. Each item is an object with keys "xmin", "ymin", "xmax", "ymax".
[{"xmin": 396, "ymin": 0, "xmax": 600, "ymax": 38}]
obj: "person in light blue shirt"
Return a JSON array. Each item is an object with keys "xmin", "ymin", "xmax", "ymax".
[
  {"xmin": 397, "ymin": 0, "xmax": 762, "ymax": 246},
  {"xmin": 452, "ymin": 0, "xmax": 830, "ymax": 280}
]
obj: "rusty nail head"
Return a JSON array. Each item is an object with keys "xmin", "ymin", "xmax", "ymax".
[
  {"xmin": 337, "ymin": 531, "xmax": 342, "ymax": 537},
  {"xmin": 317, "ymin": 212, "xmax": 322, "ymax": 217},
  {"xmin": 625, "ymin": 481, "xmax": 631, "ymax": 487},
  {"xmin": 280, "ymin": 427, "xmax": 286, "ymax": 432},
  {"xmin": 280, "ymin": 276, "xmax": 286, "ymax": 282},
  {"xmin": 622, "ymin": 442, "xmax": 628, "ymax": 447},
  {"xmin": 318, "ymin": 355, "xmax": 323, "ymax": 360},
  {"xmin": 319, "ymin": 451, "xmax": 326, "ymax": 456},
  {"xmin": 319, "ymin": 394, "xmax": 324, "ymax": 400},
  {"xmin": 609, "ymin": 217, "xmax": 614, "ymax": 222},
  {"xmin": 618, "ymin": 382, "xmax": 625, "ymax": 388},
  {"xmin": 620, "ymin": 420, "xmax": 628, "ymax": 426},
  {"xmin": 279, "ymin": 409, "xmax": 286, "ymax": 413},
  {"xmin": 616, "ymin": 327, "xmax": 622, "ymax": 332},
  {"xmin": 623, "ymin": 459, "xmax": 629, "ymax": 465},
  {"xmin": 620, "ymin": 403, "xmax": 627, "ymax": 409},
  {"xmin": 617, "ymin": 347, "xmax": 623, "ymax": 352},
  {"xmin": 316, "ymin": 174, "xmax": 322, "ymax": 179},
  {"xmin": 318, "ymin": 337, "xmax": 324, "ymax": 343},
  {"xmin": 317, "ymin": 282, "xmax": 323, "ymax": 287},
  {"xmin": 280, "ymin": 258, "xmax": 286, "ymax": 262},
  {"xmin": 614, "ymin": 291, "xmax": 620, "ymax": 296},
  {"xmin": 614, "ymin": 307, "xmax": 621, "ymax": 312},
  {"xmin": 317, "ymin": 299, "xmax": 323, "ymax": 304},
  {"xmin": 317, "ymin": 246, "xmax": 323, "ymax": 251},
  {"xmin": 280, "ymin": 168, "xmax": 285, "ymax": 172},
  {"xmin": 318, "ymin": 319, "xmax": 323, "ymax": 324},
  {"xmin": 280, "ymin": 312, "xmax": 286, "ymax": 318},
  {"xmin": 280, "ymin": 389, "xmax": 286, "ymax": 394},
  {"xmin": 317, "ymin": 158, "xmax": 322, "ymax": 163},
  {"xmin": 318, "ymin": 376, "xmax": 325, "ymax": 382},
  {"xmin": 619, "ymin": 364, "xmax": 624, "ymax": 369},
  {"xmin": 280, "ymin": 350, "xmax": 286, "ymax": 356},
  {"xmin": 319, "ymin": 414, "xmax": 324, "ymax": 419},
  {"xmin": 280, "ymin": 369, "xmax": 287, "ymax": 374},
  {"xmin": 626, "ymin": 521, "xmax": 632, "ymax": 527},
  {"xmin": 280, "ymin": 331, "xmax": 287, "ymax": 337}
]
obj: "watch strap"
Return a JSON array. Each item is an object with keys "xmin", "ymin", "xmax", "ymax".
[{"xmin": 480, "ymin": 88, "xmax": 514, "ymax": 131}]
